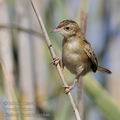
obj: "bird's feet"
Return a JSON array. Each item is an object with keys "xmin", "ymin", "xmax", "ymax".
[
  {"xmin": 64, "ymin": 79, "xmax": 77, "ymax": 94},
  {"xmin": 51, "ymin": 57, "xmax": 64, "ymax": 71},
  {"xmin": 64, "ymin": 85, "xmax": 73, "ymax": 94},
  {"xmin": 51, "ymin": 57, "xmax": 61, "ymax": 66}
]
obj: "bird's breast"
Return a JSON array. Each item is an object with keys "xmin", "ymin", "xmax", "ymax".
[
  {"xmin": 62, "ymin": 39, "xmax": 90, "ymax": 75},
  {"xmin": 63, "ymin": 40, "xmax": 86, "ymax": 63},
  {"xmin": 63, "ymin": 40, "xmax": 80, "ymax": 62},
  {"xmin": 66, "ymin": 40, "xmax": 80, "ymax": 51},
  {"xmin": 62, "ymin": 40, "xmax": 82, "ymax": 74}
]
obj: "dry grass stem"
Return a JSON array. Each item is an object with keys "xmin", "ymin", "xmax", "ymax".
[{"xmin": 30, "ymin": 0, "xmax": 81, "ymax": 120}]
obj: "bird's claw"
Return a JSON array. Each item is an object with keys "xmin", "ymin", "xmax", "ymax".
[
  {"xmin": 64, "ymin": 85, "xmax": 73, "ymax": 94},
  {"xmin": 64, "ymin": 79, "xmax": 78, "ymax": 94},
  {"xmin": 51, "ymin": 57, "xmax": 61, "ymax": 66}
]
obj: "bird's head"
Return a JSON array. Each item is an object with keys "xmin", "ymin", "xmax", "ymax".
[{"xmin": 53, "ymin": 20, "xmax": 80, "ymax": 38}]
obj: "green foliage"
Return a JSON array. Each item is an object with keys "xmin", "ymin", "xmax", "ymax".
[{"xmin": 84, "ymin": 75, "xmax": 120, "ymax": 120}]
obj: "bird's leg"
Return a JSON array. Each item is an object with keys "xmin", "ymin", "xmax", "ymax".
[
  {"xmin": 75, "ymin": 73, "xmax": 81, "ymax": 80},
  {"xmin": 64, "ymin": 67, "xmax": 83, "ymax": 94},
  {"xmin": 51, "ymin": 57, "xmax": 64, "ymax": 71},
  {"xmin": 64, "ymin": 79, "xmax": 77, "ymax": 94},
  {"xmin": 64, "ymin": 75, "xmax": 82, "ymax": 94}
]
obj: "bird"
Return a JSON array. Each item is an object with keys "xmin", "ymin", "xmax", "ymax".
[{"xmin": 53, "ymin": 20, "xmax": 111, "ymax": 93}]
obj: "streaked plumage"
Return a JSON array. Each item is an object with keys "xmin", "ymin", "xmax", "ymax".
[{"xmin": 54, "ymin": 20, "xmax": 111, "ymax": 77}]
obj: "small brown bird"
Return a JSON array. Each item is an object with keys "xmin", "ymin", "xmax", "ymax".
[{"xmin": 53, "ymin": 20, "xmax": 111, "ymax": 92}]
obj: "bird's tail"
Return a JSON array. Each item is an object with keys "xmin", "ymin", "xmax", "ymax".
[{"xmin": 97, "ymin": 66, "xmax": 112, "ymax": 74}]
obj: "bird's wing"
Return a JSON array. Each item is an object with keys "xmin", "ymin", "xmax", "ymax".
[{"xmin": 83, "ymin": 39, "xmax": 98, "ymax": 72}]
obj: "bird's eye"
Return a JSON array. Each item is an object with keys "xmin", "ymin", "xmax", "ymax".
[{"xmin": 65, "ymin": 27, "xmax": 70, "ymax": 30}]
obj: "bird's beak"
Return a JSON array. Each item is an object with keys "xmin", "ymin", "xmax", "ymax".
[{"xmin": 53, "ymin": 27, "xmax": 61, "ymax": 32}]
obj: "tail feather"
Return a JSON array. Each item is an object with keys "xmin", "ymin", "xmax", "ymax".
[{"xmin": 97, "ymin": 66, "xmax": 112, "ymax": 74}]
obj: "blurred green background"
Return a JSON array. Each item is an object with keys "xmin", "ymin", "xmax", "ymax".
[{"xmin": 0, "ymin": 0, "xmax": 120, "ymax": 120}]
